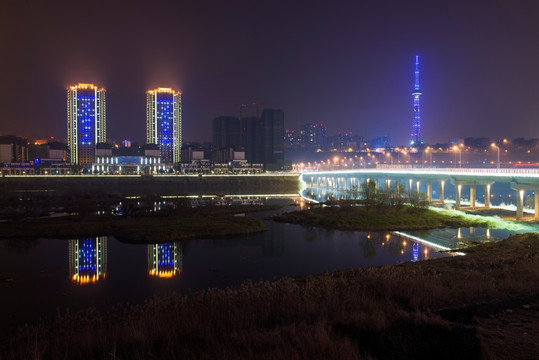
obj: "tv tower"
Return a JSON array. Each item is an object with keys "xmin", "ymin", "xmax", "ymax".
[{"xmin": 410, "ymin": 55, "xmax": 424, "ymax": 147}]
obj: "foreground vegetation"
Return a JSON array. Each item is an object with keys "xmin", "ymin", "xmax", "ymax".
[
  {"xmin": 0, "ymin": 204, "xmax": 277, "ymax": 243},
  {"xmin": 2, "ymin": 233, "xmax": 539, "ymax": 359},
  {"xmin": 273, "ymin": 203, "xmax": 490, "ymax": 231},
  {"xmin": 275, "ymin": 180, "xmax": 490, "ymax": 231}
]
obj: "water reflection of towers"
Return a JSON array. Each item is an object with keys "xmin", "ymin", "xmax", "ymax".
[
  {"xmin": 148, "ymin": 242, "xmax": 183, "ymax": 278},
  {"xmin": 69, "ymin": 237, "xmax": 108, "ymax": 284}
]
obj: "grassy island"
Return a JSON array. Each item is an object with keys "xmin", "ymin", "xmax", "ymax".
[
  {"xmin": 0, "ymin": 204, "xmax": 276, "ymax": 243},
  {"xmin": 3, "ymin": 233, "xmax": 539, "ymax": 359},
  {"xmin": 273, "ymin": 202, "xmax": 490, "ymax": 231}
]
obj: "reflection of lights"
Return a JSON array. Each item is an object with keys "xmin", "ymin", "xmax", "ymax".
[
  {"xmin": 148, "ymin": 242, "xmax": 182, "ymax": 279},
  {"xmin": 412, "ymin": 242, "xmax": 419, "ymax": 262},
  {"xmin": 149, "ymin": 269, "xmax": 178, "ymax": 278},
  {"xmin": 402, "ymin": 241, "xmax": 407, "ymax": 246},
  {"xmin": 69, "ymin": 237, "xmax": 107, "ymax": 285}
]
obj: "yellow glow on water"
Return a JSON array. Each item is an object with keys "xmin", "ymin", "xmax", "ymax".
[
  {"xmin": 149, "ymin": 269, "xmax": 178, "ymax": 278},
  {"xmin": 72, "ymin": 273, "xmax": 101, "ymax": 285}
]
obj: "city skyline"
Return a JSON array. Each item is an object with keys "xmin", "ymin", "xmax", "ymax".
[{"xmin": 2, "ymin": 1, "xmax": 539, "ymax": 145}]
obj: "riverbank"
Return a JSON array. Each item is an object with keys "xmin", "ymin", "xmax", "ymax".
[
  {"xmin": 273, "ymin": 203, "xmax": 491, "ymax": 231},
  {"xmin": 0, "ymin": 174, "xmax": 300, "ymax": 196},
  {"xmin": 2, "ymin": 233, "xmax": 538, "ymax": 359},
  {"xmin": 0, "ymin": 205, "xmax": 277, "ymax": 243}
]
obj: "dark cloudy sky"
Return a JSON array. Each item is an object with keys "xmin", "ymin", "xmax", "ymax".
[{"xmin": 1, "ymin": 0, "xmax": 539, "ymax": 145}]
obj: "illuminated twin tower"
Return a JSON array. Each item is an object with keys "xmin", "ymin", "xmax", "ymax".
[{"xmin": 67, "ymin": 84, "xmax": 182, "ymax": 165}]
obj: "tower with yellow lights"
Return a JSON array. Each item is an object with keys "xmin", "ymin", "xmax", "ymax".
[
  {"xmin": 67, "ymin": 83, "xmax": 106, "ymax": 165},
  {"xmin": 146, "ymin": 88, "xmax": 182, "ymax": 163}
]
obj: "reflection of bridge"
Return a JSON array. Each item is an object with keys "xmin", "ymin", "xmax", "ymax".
[{"xmin": 301, "ymin": 168, "xmax": 539, "ymax": 219}]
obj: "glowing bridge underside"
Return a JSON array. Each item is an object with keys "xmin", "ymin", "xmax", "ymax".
[{"xmin": 301, "ymin": 168, "xmax": 539, "ymax": 220}]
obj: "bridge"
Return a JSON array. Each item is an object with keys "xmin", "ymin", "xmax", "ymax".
[{"xmin": 300, "ymin": 168, "xmax": 539, "ymax": 220}]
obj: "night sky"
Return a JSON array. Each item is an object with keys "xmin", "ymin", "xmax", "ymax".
[{"xmin": 1, "ymin": 0, "xmax": 539, "ymax": 145}]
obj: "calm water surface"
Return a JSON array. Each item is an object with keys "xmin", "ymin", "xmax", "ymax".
[{"xmin": 0, "ymin": 202, "xmax": 524, "ymax": 336}]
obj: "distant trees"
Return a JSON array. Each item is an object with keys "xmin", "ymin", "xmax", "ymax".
[{"xmin": 358, "ymin": 180, "xmax": 428, "ymax": 212}]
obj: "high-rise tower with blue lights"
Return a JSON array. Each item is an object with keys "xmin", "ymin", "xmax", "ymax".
[
  {"xmin": 67, "ymin": 83, "xmax": 107, "ymax": 164},
  {"xmin": 410, "ymin": 55, "xmax": 424, "ymax": 147},
  {"xmin": 146, "ymin": 88, "xmax": 182, "ymax": 163}
]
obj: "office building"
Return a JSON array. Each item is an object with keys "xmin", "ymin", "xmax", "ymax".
[
  {"xmin": 212, "ymin": 109, "xmax": 284, "ymax": 170},
  {"xmin": 241, "ymin": 117, "xmax": 263, "ymax": 164},
  {"xmin": 0, "ymin": 135, "xmax": 28, "ymax": 163},
  {"xmin": 146, "ymin": 88, "xmax": 182, "ymax": 163},
  {"xmin": 213, "ymin": 116, "xmax": 241, "ymax": 150},
  {"xmin": 300, "ymin": 123, "xmax": 326, "ymax": 150},
  {"xmin": 315, "ymin": 123, "xmax": 327, "ymax": 150},
  {"xmin": 67, "ymin": 83, "xmax": 106, "ymax": 165},
  {"xmin": 300, "ymin": 123, "xmax": 317, "ymax": 148},
  {"xmin": 261, "ymin": 109, "xmax": 284, "ymax": 170}
]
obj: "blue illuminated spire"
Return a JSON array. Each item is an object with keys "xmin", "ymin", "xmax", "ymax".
[
  {"xmin": 414, "ymin": 55, "xmax": 420, "ymax": 91},
  {"xmin": 410, "ymin": 55, "xmax": 424, "ymax": 147}
]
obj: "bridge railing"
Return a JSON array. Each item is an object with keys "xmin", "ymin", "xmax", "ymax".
[{"xmin": 300, "ymin": 167, "xmax": 539, "ymax": 175}]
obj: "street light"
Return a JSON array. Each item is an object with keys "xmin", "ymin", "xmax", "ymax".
[
  {"xmin": 491, "ymin": 143, "xmax": 500, "ymax": 169},
  {"xmin": 452, "ymin": 145, "xmax": 463, "ymax": 168},
  {"xmin": 424, "ymin": 147, "xmax": 433, "ymax": 168}
]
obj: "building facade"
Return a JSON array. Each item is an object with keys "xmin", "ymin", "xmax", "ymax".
[
  {"xmin": 67, "ymin": 84, "xmax": 106, "ymax": 165},
  {"xmin": 146, "ymin": 88, "xmax": 182, "ymax": 163},
  {"xmin": 213, "ymin": 116, "xmax": 241, "ymax": 150},
  {"xmin": 261, "ymin": 109, "xmax": 285, "ymax": 170}
]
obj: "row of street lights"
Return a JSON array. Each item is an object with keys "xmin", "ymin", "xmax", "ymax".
[{"xmin": 293, "ymin": 142, "xmax": 511, "ymax": 172}]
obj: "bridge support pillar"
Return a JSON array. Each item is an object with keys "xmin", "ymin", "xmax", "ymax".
[
  {"xmin": 516, "ymin": 190, "xmax": 524, "ymax": 220},
  {"xmin": 470, "ymin": 185, "xmax": 476, "ymax": 209},
  {"xmin": 456, "ymin": 184, "xmax": 462, "ymax": 209},
  {"xmin": 440, "ymin": 181, "xmax": 445, "ymax": 204},
  {"xmin": 535, "ymin": 191, "xmax": 539, "ymax": 220},
  {"xmin": 484, "ymin": 184, "xmax": 490, "ymax": 208},
  {"xmin": 427, "ymin": 182, "xmax": 432, "ymax": 203}
]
